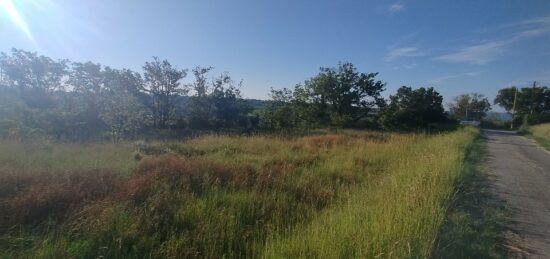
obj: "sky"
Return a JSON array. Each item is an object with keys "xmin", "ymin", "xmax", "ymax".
[{"xmin": 1, "ymin": 0, "xmax": 550, "ymax": 111}]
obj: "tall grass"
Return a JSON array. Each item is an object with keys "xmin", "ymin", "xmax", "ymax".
[
  {"xmin": 0, "ymin": 128, "xmax": 478, "ymax": 258},
  {"xmin": 263, "ymin": 128, "xmax": 478, "ymax": 258},
  {"xmin": 0, "ymin": 140, "xmax": 137, "ymax": 174},
  {"xmin": 528, "ymin": 123, "xmax": 550, "ymax": 150}
]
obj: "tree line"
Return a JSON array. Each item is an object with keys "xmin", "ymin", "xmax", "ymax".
[
  {"xmin": 0, "ymin": 49, "xmax": 253, "ymax": 141},
  {"xmin": 5, "ymin": 48, "xmax": 546, "ymax": 141}
]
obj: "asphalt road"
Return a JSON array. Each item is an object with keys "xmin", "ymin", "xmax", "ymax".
[{"xmin": 485, "ymin": 129, "xmax": 550, "ymax": 258}]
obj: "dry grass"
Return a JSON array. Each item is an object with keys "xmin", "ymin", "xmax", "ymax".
[
  {"xmin": 0, "ymin": 128, "xmax": 478, "ymax": 258},
  {"xmin": 528, "ymin": 123, "xmax": 550, "ymax": 150}
]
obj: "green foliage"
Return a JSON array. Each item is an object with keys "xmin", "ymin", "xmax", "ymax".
[
  {"xmin": 449, "ymin": 93, "xmax": 491, "ymax": 121},
  {"xmin": 259, "ymin": 62, "xmax": 386, "ymax": 130},
  {"xmin": 295, "ymin": 62, "xmax": 386, "ymax": 128},
  {"xmin": 68, "ymin": 61, "xmax": 106, "ymax": 135},
  {"xmin": 378, "ymin": 86, "xmax": 447, "ymax": 130},
  {"xmin": 494, "ymin": 86, "xmax": 550, "ymax": 115},
  {"xmin": 101, "ymin": 91, "xmax": 151, "ymax": 143},
  {"xmin": 0, "ymin": 49, "xmax": 258, "ymax": 140},
  {"xmin": 1, "ymin": 48, "xmax": 463, "ymax": 137},
  {"xmin": 495, "ymin": 85, "xmax": 550, "ymax": 129},
  {"xmin": 143, "ymin": 57, "xmax": 188, "ymax": 129},
  {"xmin": 258, "ymin": 88, "xmax": 300, "ymax": 130},
  {"xmin": 0, "ymin": 48, "xmax": 68, "ymax": 92},
  {"xmin": 188, "ymin": 67, "xmax": 250, "ymax": 130}
]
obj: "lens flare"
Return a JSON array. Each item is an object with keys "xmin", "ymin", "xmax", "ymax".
[{"xmin": 0, "ymin": 0, "xmax": 33, "ymax": 39}]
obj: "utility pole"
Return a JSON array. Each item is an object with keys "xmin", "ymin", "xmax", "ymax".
[{"xmin": 511, "ymin": 87, "xmax": 518, "ymax": 130}]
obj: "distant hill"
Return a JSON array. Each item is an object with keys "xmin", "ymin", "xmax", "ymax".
[{"xmin": 242, "ymin": 99, "xmax": 266, "ymax": 109}]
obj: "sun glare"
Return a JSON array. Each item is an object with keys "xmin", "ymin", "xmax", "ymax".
[{"xmin": 0, "ymin": 0, "xmax": 33, "ymax": 39}]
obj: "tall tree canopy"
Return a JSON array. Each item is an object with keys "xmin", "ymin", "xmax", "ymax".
[
  {"xmin": 258, "ymin": 87, "xmax": 299, "ymax": 130},
  {"xmin": 494, "ymin": 86, "xmax": 550, "ymax": 115},
  {"xmin": 378, "ymin": 86, "xmax": 446, "ymax": 129},
  {"xmin": 188, "ymin": 67, "xmax": 247, "ymax": 129},
  {"xmin": 101, "ymin": 67, "xmax": 150, "ymax": 142},
  {"xmin": 448, "ymin": 93, "xmax": 491, "ymax": 121},
  {"xmin": 293, "ymin": 62, "xmax": 386, "ymax": 128},
  {"xmin": 68, "ymin": 62, "xmax": 106, "ymax": 131},
  {"xmin": 143, "ymin": 57, "xmax": 187, "ymax": 128},
  {"xmin": 0, "ymin": 49, "xmax": 257, "ymax": 140},
  {"xmin": 0, "ymin": 48, "xmax": 67, "ymax": 93}
]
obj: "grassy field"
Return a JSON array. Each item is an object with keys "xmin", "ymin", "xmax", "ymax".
[
  {"xmin": 0, "ymin": 128, "xmax": 479, "ymax": 258},
  {"xmin": 526, "ymin": 123, "xmax": 550, "ymax": 150}
]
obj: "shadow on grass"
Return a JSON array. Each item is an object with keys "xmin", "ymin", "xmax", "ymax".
[{"xmin": 431, "ymin": 135, "xmax": 507, "ymax": 259}]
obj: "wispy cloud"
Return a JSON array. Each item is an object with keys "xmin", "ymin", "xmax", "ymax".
[
  {"xmin": 428, "ymin": 72, "xmax": 480, "ymax": 84},
  {"xmin": 435, "ymin": 41, "xmax": 507, "ymax": 65},
  {"xmin": 435, "ymin": 15, "xmax": 550, "ymax": 65},
  {"xmin": 387, "ymin": 4, "xmax": 405, "ymax": 14},
  {"xmin": 385, "ymin": 47, "xmax": 425, "ymax": 61},
  {"xmin": 392, "ymin": 63, "xmax": 418, "ymax": 70}
]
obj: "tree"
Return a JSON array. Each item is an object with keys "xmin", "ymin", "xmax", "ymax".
[
  {"xmin": 0, "ymin": 48, "xmax": 67, "ymax": 93},
  {"xmin": 143, "ymin": 57, "xmax": 187, "ymax": 128},
  {"xmin": 494, "ymin": 86, "xmax": 550, "ymax": 115},
  {"xmin": 0, "ymin": 49, "xmax": 74, "ymax": 139},
  {"xmin": 259, "ymin": 87, "xmax": 299, "ymax": 130},
  {"xmin": 68, "ymin": 62, "xmax": 106, "ymax": 132},
  {"xmin": 101, "ymin": 91, "xmax": 150, "ymax": 143},
  {"xmin": 294, "ymin": 62, "xmax": 385, "ymax": 128},
  {"xmin": 99, "ymin": 67, "xmax": 151, "ymax": 142},
  {"xmin": 378, "ymin": 86, "xmax": 446, "ymax": 129},
  {"xmin": 495, "ymin": 85, "xmax": 550, "ymax": 125},
  {"xmin": 448, "ymin": 93, "xmax": 491, "ymax": 121},
  {"xmin": 209, "ymin": 73, "xmax": 245, "ymax": 128},
  {"xmin": 187, "ymin": 68, "xmax": 247, "ymax": 129},
  {"xmin": 188, "ymin": 66, "xmax": 214, "ymax": 128},
  {"xmin": 103, "ymin": 67, "xmax": 144, "ymax": 95}
]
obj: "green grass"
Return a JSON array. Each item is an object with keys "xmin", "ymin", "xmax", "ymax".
[
  {"xmin": 0, "ymin": 128, "xmax": 482, "ymax": 258},
  {"xmin": 0, "ymin": 140, "xmax": 137, "ymax": 174},
  {"xmin": 431, "ymin": 134, "xmax": 505, "ymax": 258},
  {"xmin": 526, "ymin": 123, "xmax": 550, "ymax": 150},
  {"xmin": 263, "ymin": 128, "xmax": 478, "ymax": 258}
]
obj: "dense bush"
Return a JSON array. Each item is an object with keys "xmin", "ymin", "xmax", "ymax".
[{"xmin": 378, "ymin": 86, "xmax": 448, "ymax": 130}]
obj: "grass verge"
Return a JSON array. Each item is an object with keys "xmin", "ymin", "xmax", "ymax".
[
  {"xmin": 524, "ymin": 123, "xmax": 550, "ymax": 150},
  {"xmin": 431, "ymin": 133, "xmax": 506, "ymax": 258},
  {"xmin": 263, "ymin": 127, "xmax": 480, "ymax": 258}
]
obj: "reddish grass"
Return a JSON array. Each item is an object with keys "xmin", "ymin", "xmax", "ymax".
[
  {"xmin": 133, "ymin": 155, "xmax": 257, "ymax": 193},
  {"xmin": 0, "ymin": 170, "xmax": 122, "ymax": 231},
  {"xmin": 0, "ymin": 152, "xmax": 342, "ymax": 237}
]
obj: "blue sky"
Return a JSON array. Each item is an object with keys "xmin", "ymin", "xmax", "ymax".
[{"xmin": 1, "ymin": 0, "xmax": 549, "ymax": 111}]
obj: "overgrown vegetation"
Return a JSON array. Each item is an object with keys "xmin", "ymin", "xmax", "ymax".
[
  {"xmin": 0, "ymin": 46, "xmax": 521, "ymax": 258},
  {"xmin": 524, "ymin": 123, "xmax": 550, "ymax": 150},
  {"xmin": 0, "ymin": 127, "xmax": 479, "ymax": 258}
]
